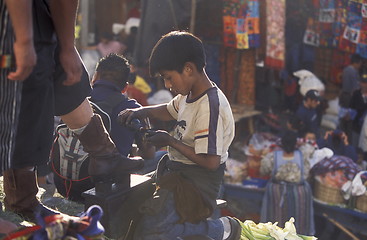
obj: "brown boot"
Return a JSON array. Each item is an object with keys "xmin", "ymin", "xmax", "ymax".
[
  {"xmin": 77, "ymin": 114, "xmax": 144, "ymax": 183},
  {"xmin": 3, "ymin": 168, "xmax": 40, "ymax": 220}
]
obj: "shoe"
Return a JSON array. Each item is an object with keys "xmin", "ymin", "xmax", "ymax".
[
  {"xmin": 3, "ymin": 168, "xmax": 40, "ymax": 221},
  {"xmin": 225, "ymin": 217, "xmax": 241, "ymax": 240}
]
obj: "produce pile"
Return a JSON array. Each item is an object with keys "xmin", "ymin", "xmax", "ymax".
[{"xmin": 238, "ymin": 217, "xmax": 317, "ymax": 240}]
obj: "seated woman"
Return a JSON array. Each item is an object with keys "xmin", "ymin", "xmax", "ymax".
[{"xmin": 260, "ymin": 131, "xmax": 315, "ymax": 235}]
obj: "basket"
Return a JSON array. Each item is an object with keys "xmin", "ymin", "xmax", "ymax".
[
  {"xmin": 313, "ymin": 180, "xmax": 346, "ymax": 205},
  {"xmin": 355, "ymin": 192, "xmax": 367, "ymax": 213}
]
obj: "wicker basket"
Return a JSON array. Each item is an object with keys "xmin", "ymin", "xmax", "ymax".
[
  {"xmin": 355, "ymin": 192, "xmax": 367, "ymax": 213},
  {"xmin": 313, "ymin": 180, "xmax": 346, "ymax": 205}
]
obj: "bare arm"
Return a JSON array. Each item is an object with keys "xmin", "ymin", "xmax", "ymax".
[
  {"xmin": 5, "ymin": 0, "xmax": 36, "ymax": 81},
  {"xmin": 118, "ymin": 104, "xmax": 175, "ymax": 126},
  {"xmin": 145, "ymin": 131, "xmax": 220, "ymax": 170},
  {"xmin": 49, "ymin": 0, "xmax": 82, "ymax": 86},
  {"xmin": 169, "ymin": 137, "xmax": 221, "ymax": 170}
]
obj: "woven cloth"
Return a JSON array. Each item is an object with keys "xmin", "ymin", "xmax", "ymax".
[
  {"xmin": 310, "ymin": 155, "xmax": 361, "ymax": 181},
  {"xmin": 265, "ymin": 0, "xmax": 286, "ymax": 69},
  {"xmin": 223, "ymin": 0, "xmax": 260, "ymax": 49}
]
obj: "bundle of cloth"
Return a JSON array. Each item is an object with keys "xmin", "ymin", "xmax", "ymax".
[
  {"xmin": 310, "ymin": 154, "xmax": 362, "ymax": 193},
  {"xmin": 341, "ymin": 171, "xmax": 367, "ymax": 200}
]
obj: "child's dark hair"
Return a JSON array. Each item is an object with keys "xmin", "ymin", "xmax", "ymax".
[
  {"xmin": 281, "ymin": 131, "xmax": 297, "ymax": 153},
  {"xmin": 95, "ymin": 53, "xmax": 130, "ymax": 88},
  {"xmin": 149, "ymin": 31, "xmax": 206, "ymax": 76}
]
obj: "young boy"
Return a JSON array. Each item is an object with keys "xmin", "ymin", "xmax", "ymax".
[
  {"xmin": 296, "ymin": 89, "xmax": 321, "ymax": 138},
  {"xmin": 118, "ymin": 31, "xmax": 239, "ymax": 240}
]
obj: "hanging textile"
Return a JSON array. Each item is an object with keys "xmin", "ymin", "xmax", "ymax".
[
  {"xmin": 318, "ymin": 0, "xmax": 336, "ymax": 47},
  {"xmin": 238, "ymin": 49, "xmax": 256, "ymax": 105},
  {"xmin": 223, "ymin": 0, "xmax": 260, "ymax": 49},
  {"xmin": 332, "ymin": 0, "xmax": 348, "ymax": 48},
  {"xmin": 303, "ymin": 0, "xmax": 337, "ymax": 48},
  {"xmin": 336, "ymin": 0, "xmax": 367, "ymax": 57},
  {"xmin": 313, "ymin": 47, "xmax": 333, "ymax": 82},
  {"xmin": 265, "ymin": 0, "xmax": 286, "ymax": 69},
  {"xmin": 220, "ymin": 48, "xmax": 236, "ymax": 99},
  {"xmin": 330, "ymin": 49, "xmax": 351, "ymax": 84}
]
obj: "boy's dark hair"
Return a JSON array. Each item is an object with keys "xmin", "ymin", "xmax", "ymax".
[
  {"xmin": 281, "ymin": 131, "xmax": 297, "ymax": 153},
  {"xmin": 149, "ymin": 31, "xmax": 206, "ymax": 76},
  {"xmin": 95, "ymin": 53, "xmax": 130, "ymax": 88},
  {"xmin": 351, "ymin": 53, "xmax": 362, "ymax": 64},
  {"xmin": 304, "ymin": 89, "xmax": 321, "ymax": 101}
]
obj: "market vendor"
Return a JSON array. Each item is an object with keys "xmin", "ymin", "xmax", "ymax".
[{"xmin": 260, "ymin": 131, "xmax": 315, "ymax": 235}]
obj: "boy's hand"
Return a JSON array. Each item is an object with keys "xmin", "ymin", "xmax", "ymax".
[
  {"xmin": 117, "ymin": 108, "xmax": 147, "ymax": 126},
  {"xmin": 145, "ymin": 130, "xmax": 172, "ymax": 149}
]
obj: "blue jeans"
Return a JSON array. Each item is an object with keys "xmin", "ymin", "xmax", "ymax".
[{"xmin": 133, "ymin": 190, "xmax": 224, "ymax": 240}]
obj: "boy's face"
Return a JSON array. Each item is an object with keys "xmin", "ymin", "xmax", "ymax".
[
  {"xmin": 160, "ymin": 69, "xmax": 192, "ymax": 96},
  {"xmin": 305, "ymin": 98, "xmax": 320, "ymax": 109}
]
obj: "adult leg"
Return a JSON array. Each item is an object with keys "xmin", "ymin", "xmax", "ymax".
[
  {"xmin": 3, "ymin": 168, "xmax": 39, "ymax": 219},
  {"xmin": 59, "ymin": 99, "xmax": 144, "ymax": 183}
]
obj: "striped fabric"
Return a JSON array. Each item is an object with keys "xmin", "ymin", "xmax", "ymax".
[
  {"xmin": 0, "ymin": 0, "xmax": 23, "ymax": 172},
  {"xmin": 261, "ymin": 181, "xmax": 314, "ymax": 235},
  {"xmin": 260, "ymin": 150, "xmax": 315, "ymax": 235}
]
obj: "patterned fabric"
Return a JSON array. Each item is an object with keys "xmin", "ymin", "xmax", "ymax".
[
  {"xmin": 4, "ymin": 205, "xmax": 105, "ymax": 240},
  {"xmin": 220, "ymin": 48, "xmax": 236, "ymax": 101},
  {"xmin": 0, "ymin": 0, "xmax": 22, "ymax": 172},
  {"xmin": 265, "ymin": 0, "xmax": 286, "ymax": 69},
  {"xmin": 260, "ymin": 150, "xmax": 315, "ymax": 235},
  {"xmin": 237, "ymin": 49, "xmax": 256, "ymax": 105},
  {"xmin": 223, "ymin": 0, "xmax": 260, "ymax": 49},
  {"xmin": 260, "ymin": 150, "xmax": 311, "ymax": 183},
  {"xmin": 313, "ymin": 47, "xmax": 333, "ymax": 82},
  {"xmin": 330, "ymin": 49, "xmax": 351, "ymax": 85},
  {"xmin": 261, "ymin": 181, "xmax": 315, "ymax": 235},
  {"xmin": 310, "ymin": 155, "xmax": 361, "ymax": 180}
]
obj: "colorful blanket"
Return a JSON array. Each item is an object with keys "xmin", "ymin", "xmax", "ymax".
[
  {"xmin": 223, "ymin": 0, "xmax": 260, "ymax": 49},
  {"xmin": 310, "ymin": 155, "xmax": 361, "ymax": 181},
  {"xmin": 299, "ymin": 0, "xmax": 367, "ymax": 57},
  {"xmin": 265, "ymin": 0, "xmax": 286, "ymax": 69}
]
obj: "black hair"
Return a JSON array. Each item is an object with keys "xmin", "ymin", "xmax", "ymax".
[
  {"xmin": 351, "ymin": 53, "xmax": 362, "ymax": 64},
  {"xmin": 130, "ymin": 26, "xmax": 138, "ymax": 35},
  {"xmin": 95, "ymin": 53, "xmax": 130, "ymax": 88},
  {"xmin": 281, "ymin": 131, "xmax": 297, "ymax": 153},
  {"xmin": 149, "ymin": 31, "xmax": 206, "ymax": 76}
]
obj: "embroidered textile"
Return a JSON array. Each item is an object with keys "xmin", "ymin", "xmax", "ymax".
[
  {"xmin": 265, "ymin": 0, "xmax": 286, "ymax": 69},
  {"xmin": 223, "ymin": 0, "xmax": 260, "ymax": 49}
]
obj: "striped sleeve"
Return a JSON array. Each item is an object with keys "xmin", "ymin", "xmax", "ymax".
[{"xmin": 194, "ymin": 89, "xmax": 223, "ymax": 155}]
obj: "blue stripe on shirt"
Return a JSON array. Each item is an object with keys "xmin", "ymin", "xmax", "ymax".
[{"xmin": 207, "ymin": 88, "xmax": 219, "ymax": 155}]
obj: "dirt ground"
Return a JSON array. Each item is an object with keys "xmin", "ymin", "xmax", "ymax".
[{"xmin": 0, "ymin": 175, "xmax": 85, "ymax": 228}]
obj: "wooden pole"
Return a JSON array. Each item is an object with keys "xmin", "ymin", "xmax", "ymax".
[
  {"xmin": 167, "ymin": 0, "xmax": 178, "ymax": 29},
  {"xmin": 189, "ymin": 0, "xmax": 197, "ymax": 33},
  {"xmin": 322, "ymin": 213, "xmax": 360, "ymax": 240}
]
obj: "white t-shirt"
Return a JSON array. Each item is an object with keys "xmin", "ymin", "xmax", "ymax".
[{"xmin": 166, "ymin": 86, "xmax": 235, "ymax": 165}]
